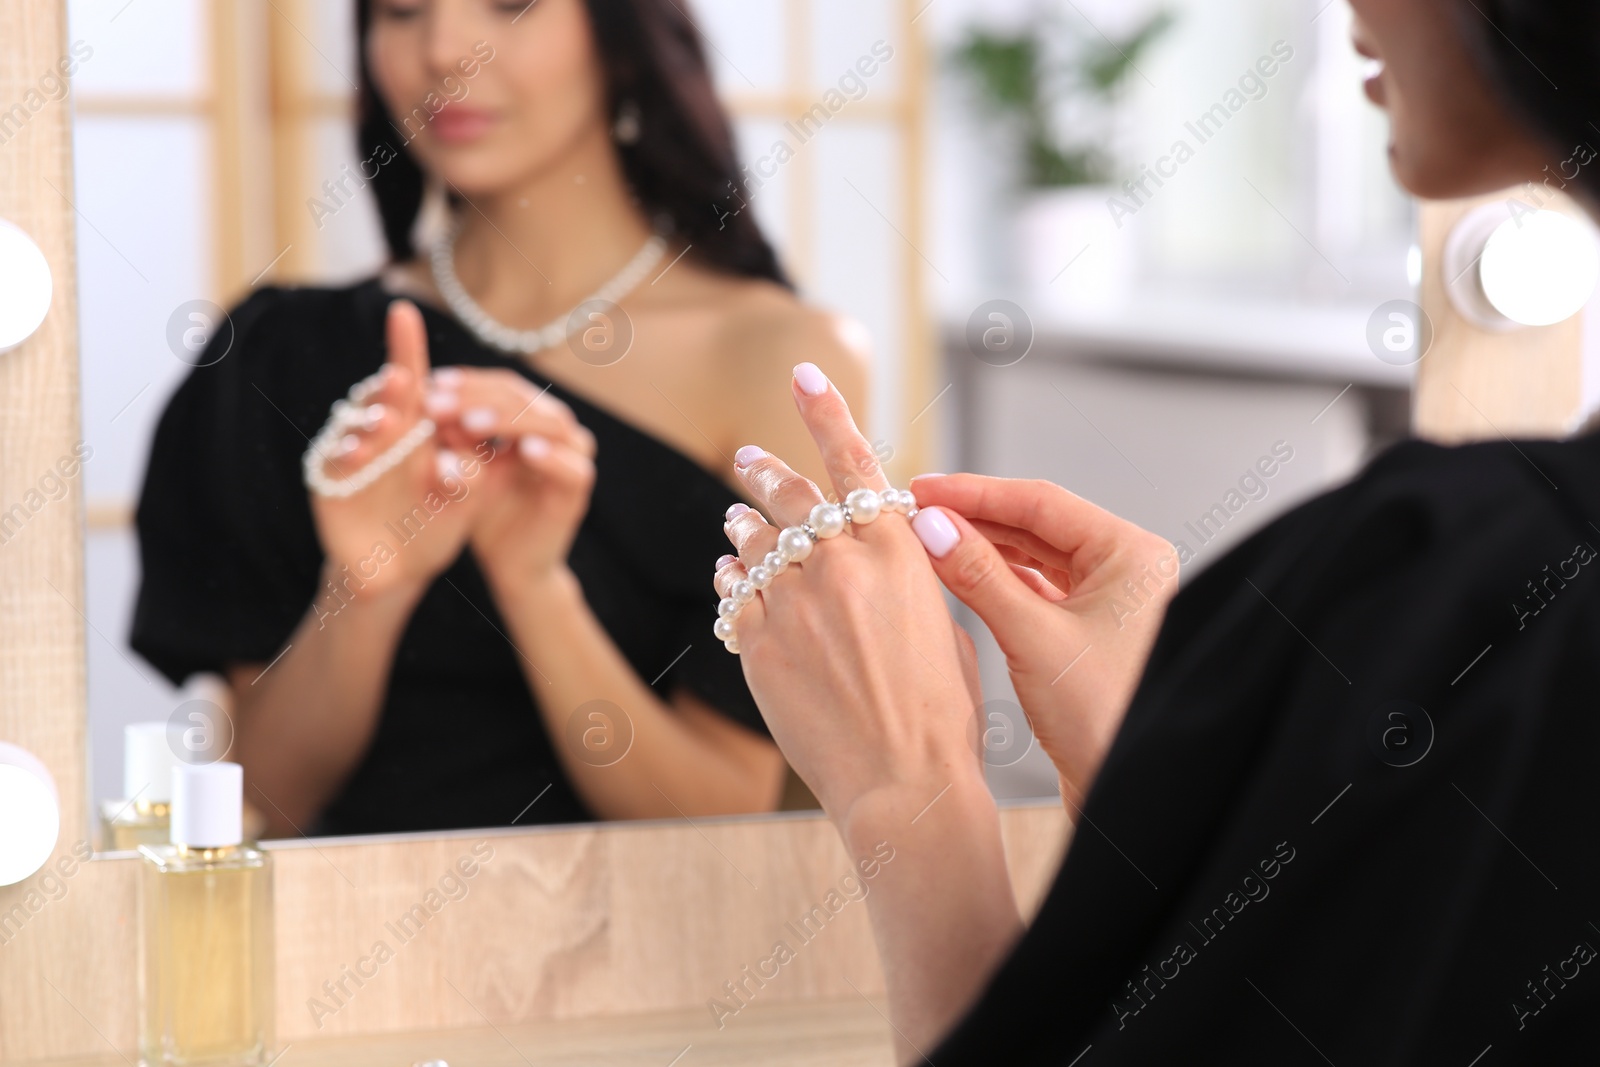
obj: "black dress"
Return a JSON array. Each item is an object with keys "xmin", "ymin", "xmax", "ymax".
[
  {"xmin": 933, "ymin": 429, "xmax": 1600, "ymax": 1063},
  {"xmin": 131, "ymin": 281, "xmax": 765, "ymax": 836}
]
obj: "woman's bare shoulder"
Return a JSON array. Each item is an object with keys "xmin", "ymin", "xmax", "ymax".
[{"xmin": 703, "ymin": 276, "xmax": 872, "ymax": 403}]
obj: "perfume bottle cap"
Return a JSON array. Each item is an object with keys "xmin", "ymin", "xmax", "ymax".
[
  {"xmin": 170, "ymin": 762, "xmax": 244, "ymax": 848},
  {"xmin": 123, "ymin": 722, "xmax": 183, "ymax": 803}
]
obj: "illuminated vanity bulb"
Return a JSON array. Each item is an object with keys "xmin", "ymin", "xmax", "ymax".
[
  {"xmin": 1479, "ymin": 210, "xmax": 1600, "ymax": 327},
  {"xmin": 0, "ymin": 218, "xmax": 53, "ymax": 352},
  {"xmin": 1444, "ymin": 203, "xmax": 1600, "ymax": 331},
  {"xmin": 0, "ymin": 742, "xmax": 61, "ymax": 887}
]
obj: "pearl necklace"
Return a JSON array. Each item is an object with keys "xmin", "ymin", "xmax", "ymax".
[{"xmin": 429, "ymin": 217, "xmax": 669, "ymax": 357}]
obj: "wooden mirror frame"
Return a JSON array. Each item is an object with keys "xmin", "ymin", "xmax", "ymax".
[{"xmin": 0, "ymin": 2, "xmax": 1585, "ymax": 1060}]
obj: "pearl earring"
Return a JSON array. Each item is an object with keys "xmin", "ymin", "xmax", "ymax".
[{"xmin": 613, "ymin": 100, "xmax": 642, "ymax": 146}]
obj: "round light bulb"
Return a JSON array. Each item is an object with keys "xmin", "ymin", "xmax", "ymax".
[
  {"xmin": 1480, "ymin": 210, "xmax": 1600, "ymax": 327},
  {"xmin": 0, "ymin": 219, "xmax": 53, "ymax": 352},
  {"xmin": 0, "ymin": 742, "xmax": 60, "ymax": 887}
]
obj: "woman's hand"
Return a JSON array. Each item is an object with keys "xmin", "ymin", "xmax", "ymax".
[
  {"xmin": 906, "ymin": 474, "xmax": 1179, "ymax": 808},
  {"xmin": 717, "ymin": 365, "xmax": 1021, "ymax": 1063},
  {"xmin": 308, "ymin": 301, "xmax": 479, "ymax": 602},
  {"xmin": 423, "ymin": 367, "xmax": 597, "ymax": 597},
  {"xmin": 714, "ymin": 372, "xmax": 983, "ymax": 829}
]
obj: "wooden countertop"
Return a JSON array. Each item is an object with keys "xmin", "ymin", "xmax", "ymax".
[{"xmin": 25, "ymin": 999, "xmax": 895, "ymax": 1067}]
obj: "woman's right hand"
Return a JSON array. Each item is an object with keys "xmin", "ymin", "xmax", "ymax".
[
  {"xmin": 308, "ymin": 300, "xmax": 480, "ymax": 602},
  {"xmin": 906, "ymin": 474, "xmax": 1180, "ymax": 808}
]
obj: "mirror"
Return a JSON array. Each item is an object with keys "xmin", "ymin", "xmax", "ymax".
[{"xmin": 75, "ymin": 0, "xmax": 1413, "ymax": 844}]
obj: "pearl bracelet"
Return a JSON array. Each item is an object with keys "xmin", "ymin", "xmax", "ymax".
[
  {"xmin": 302, "ymin": 378, "xmax": 437, "ymax": 499},
  {"xmin": 715, "ymin": 486, "xmax": 918, "ymax": 654}
]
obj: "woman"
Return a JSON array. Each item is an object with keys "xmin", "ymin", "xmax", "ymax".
[
  {"xmin": 717, "ymin": 0, "xmax": 1600, "ymax": 1062},
  {"xmin": 132, "ymin": 0, "xmax": 867, "ymax": 836}
]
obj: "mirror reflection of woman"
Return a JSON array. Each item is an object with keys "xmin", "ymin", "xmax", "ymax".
[{"xmin": 132, "ymin": 0, "xmax": 868, "ymax": 837}]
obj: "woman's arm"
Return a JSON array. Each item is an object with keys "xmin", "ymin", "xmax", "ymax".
[
  {"xmin": 490, "ymin": 567, "xmax": 786, "ymax": 819},
  {"xmin": 713, "ymin": 364, "xmax": 1028, "ymax": 1060},
  {"xmin": 841, "ymin": 775, "xmax": 1024, "ymax": 1063},
  {"xmin": 226, "ymin": 573, "xmax": 425, "ymax": 835}
]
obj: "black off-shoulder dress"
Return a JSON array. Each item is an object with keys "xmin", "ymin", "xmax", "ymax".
[
  {"xmin": 933, "ymin": 429, "xmax": 1600, "ymax": 1063},
  {"xmin": 131, "ymin": 281, "xmax": 765, "ymax": 836}
]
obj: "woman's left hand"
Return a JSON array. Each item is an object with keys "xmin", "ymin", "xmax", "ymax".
[
  {"xmin": 715, "ymin": 365, "xmax": 983, "ymax": 830},
  {"xmin": 424, "ymin": 367, "xmax": 598, "ymax": 595}
]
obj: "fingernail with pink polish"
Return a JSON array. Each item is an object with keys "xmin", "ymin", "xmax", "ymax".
[
  {"xmin": 913, "ymin": 507, "xmax": 960, "ymax": 559},
  {"xmin": 424, "ymin": 390, "xmax": 458, "ymax": 417},
  {"xmin": 520, "ymin": 435, "xmax": 550, "ymax": 460},
  {"xmin": 726, "ymin": 503, "xmax": 750, "ymax": 522},
  {"xmin": 716, "ymin": 554, "xmax": 736, "ymax": 570},
  {"xmin": 911, "ymin": 472, "xmax": 946, "ymax": 482},
  {"xmin": 734, "ymin": 445, "xmax": 766, "ymax": 469},
  {"xmin": 793, "ymin": 362, "xmax": 829, "ymax": 397},
  {"xmin": 335, "ymin": 434, "xmax": 360, "ymax": 457},
  {"xmin": 432, "ymin": 367, "xmax": 464, "ymax": 388},
  {"xmin": 437, "ymin": 450, "xmax": 462, "ymax": 481},
  {"xmin": 462, "ymin": 407, "xmax": 497, "ymax": 434}
]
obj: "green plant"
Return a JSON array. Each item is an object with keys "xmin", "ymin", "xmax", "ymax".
[{"xmin": 952, "ymin": 9, "xmax": 1175, "ymax": 188}]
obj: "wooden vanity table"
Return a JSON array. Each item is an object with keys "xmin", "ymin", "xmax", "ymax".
[{"xmin": 34, "ymin": 1000, "xmax": 896, "ymax": 1067}]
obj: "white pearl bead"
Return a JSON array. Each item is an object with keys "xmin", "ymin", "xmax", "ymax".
[
  {"xmin": 717, "ymin": 597, "xmax": 739, "ymax": 619},
  {"xmin": 846, "ymin": 488, "xmax": 882, "ymax": 525},
  {"xmin": 902, "ymin": 489, "xmax": 917, "ymax": 512},
  {"xmin": 732, "ymin": 579, "xmax": 756, "ymax": 604},
  {"xmin": 809, "ymin": 502, "xmax": 847, "ymax": 538},
  {"xmin": 714, "ymin": 617, "xmax": 737, "ymax": 642},
  {"xmin": 724, "ymin": 638, "xmax": 741, "ymax": 655},
  {"xmin": 749, "ymin": 565, "xmax": 774, "ymax": 590},
  {"xmin": 778, "ymin": 526, "xmax": 814, "ymax": 562},
  {"xmin": 763, "ymin": 550, "xmax": 788, "ymax": 573}
]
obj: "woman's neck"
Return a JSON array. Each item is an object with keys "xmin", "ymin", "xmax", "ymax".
[{"xmin": 446, "ymin": 125, "xmax": 657, "ymax": 328}]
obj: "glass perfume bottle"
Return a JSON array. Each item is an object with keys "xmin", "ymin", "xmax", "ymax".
[
  {"xmin": 138, "ymin": 762, "xmax": 275, "ymax": 1067},
  {"xmin": 101, "ymin": 722, "xmax": 182, "ymax": 851}
]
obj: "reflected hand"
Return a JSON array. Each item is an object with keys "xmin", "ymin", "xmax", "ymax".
[
  {"xmin": 906, "ymin": 474, "xmax": 1179, "ymax": 807},
  {"xmin": 423, "ymin": 367, "xmax": 597, "ymax": 597},
  {"xmin": 308, "ymin": 301, "xmax": 480, "ymax": 601}
]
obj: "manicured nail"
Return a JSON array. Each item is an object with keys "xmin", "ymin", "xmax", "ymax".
[
  {"xmin": 716, "ymin": 554, "xmax": 736, "ymax": 570},
  {"xmin": 910, "ymin": 473, "xmax": 946, "ymax": 482},
  {"xmin": 793, "ymin": 362, "xmax": 829, "ymax": 397},
  {"xmin": 734, "ymin": 445, "xmax": 766, "ymax": 469},
  {"xmin": 362, "ymin": 404, "xmax": 387, "ymax": 430},
  {"xmin": 519, "ymin": 434, "xmax": 550, "ymax": 460},
  {"xmin": 335, "ymin": 433, "xmax": 360, "ymax": 457},
  {"xmin": 726, "ymin": 503, "xmax": 750, "ymax": 522},
  {"xmin": 424, "ymin": 390, "xmax": 458, "ymax": 417},
  {"xmin": 912, "ymin": 507, "xmax": 960, "ymax": 559},
  {"xmin": 437, "ymin": 450, "xmax": 462, "ymax": 481},
  {"xmin": 462, "ymin": 407, "xmax": 497, "ymax": 434},
  {"xmin": 432, "ymin": 367, "xmax": 464, "ymax": 388}
]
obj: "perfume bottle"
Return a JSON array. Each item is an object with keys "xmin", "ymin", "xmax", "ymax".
[
  {"xmin": 138, "ymin": 762, "xmax": 275, "ymax": 1067},
  {"xmin": 101, "ymin": 723, "xmax": 182, "ymax": 851}
]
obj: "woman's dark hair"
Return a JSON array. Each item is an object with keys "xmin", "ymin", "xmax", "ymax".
[
  {"xmin": 354, "ymin": 0, "xmax": 789, "ymax": 287},
  {"xmin": 1464, "ymin": 0, "xmax": 1600, "ymax": 205}
]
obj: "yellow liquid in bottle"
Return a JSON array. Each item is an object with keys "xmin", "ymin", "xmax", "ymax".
[{"xmin": 139, "ymin": 845, "xmax": 274, "ymax": 1066}]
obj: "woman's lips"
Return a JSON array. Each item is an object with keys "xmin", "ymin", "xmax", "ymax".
[
  {"xmin": 1352, "ymin": 32, "xmax": 1387, "ymax": 108},
  {"xmin": 429, "ymin": 106, "xmax": 497, "ymax": 144},
  {"xmin": 1362, "ymin": 58, "xmax": 1387, "ymax": 107}
]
